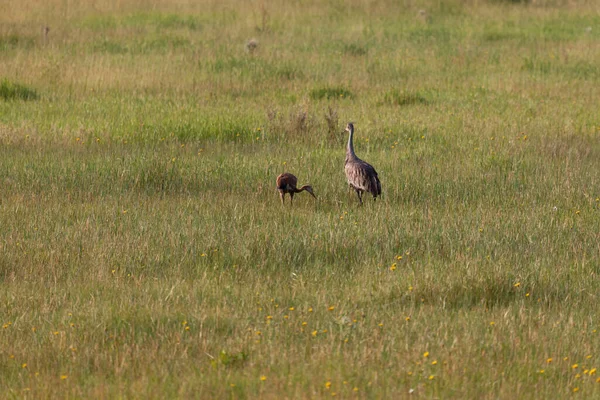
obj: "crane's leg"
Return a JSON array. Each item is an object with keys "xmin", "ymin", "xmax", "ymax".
[{"xmin": 356, "ymin": 190, "xmax": 363, "ymax": 205}]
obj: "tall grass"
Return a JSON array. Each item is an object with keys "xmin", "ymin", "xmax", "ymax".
[{"xmin": 1, "ymin": 0, "xmax": 600, "ymax": 398}]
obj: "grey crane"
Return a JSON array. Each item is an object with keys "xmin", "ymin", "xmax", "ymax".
[
  {"xmin": 276, "ymin": 172, "xmax": 316, "ymax": 205},
  {"xmin": 344, "ymin": 122, "xmax": 381, "ymax": 204}
]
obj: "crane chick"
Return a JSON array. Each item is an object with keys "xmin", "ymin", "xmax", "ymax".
[
  {"xmin": 344, "ymin": 122, "xmax": 381, "ymax": 204},
  {"xmin": 276, "ymin": 173, "xmax": 316, "ymax": 205}
]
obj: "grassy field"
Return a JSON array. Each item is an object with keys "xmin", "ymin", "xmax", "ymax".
[{"xmin": 2, "ymin": 0, "xmax": 600, "ymax": 397}]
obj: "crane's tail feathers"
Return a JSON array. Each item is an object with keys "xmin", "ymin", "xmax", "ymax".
[{"xmin": 371, "ymin": 175, "xmax": 382, "ymax": 197}]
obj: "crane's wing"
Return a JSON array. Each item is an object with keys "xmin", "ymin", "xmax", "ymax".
[
  {"xmin": 276, "ymin": 173, "xmax": 298, "ymax": 190},
  {"xmin": 345, "ymin": 160, "xmax": 381, "ymax": 196}
]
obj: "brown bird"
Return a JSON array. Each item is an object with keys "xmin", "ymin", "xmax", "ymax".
[
  {"xmin": 344, "ymin": 122, "xmax": 381, "ymax": 204},
  {"xmin": 276, "ymin": 173, "xmax": 316, "ymax": 205}
]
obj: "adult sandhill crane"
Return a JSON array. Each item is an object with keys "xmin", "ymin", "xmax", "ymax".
[
  {"xmin": 276, "ymin": 172, "xmax": 316, "ymax": 205},
  {"xmin": 344, "ymin": 122, "xmax": 381, "ymax": 204}
]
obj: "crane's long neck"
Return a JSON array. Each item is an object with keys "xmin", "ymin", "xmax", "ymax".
[
  {"xmin": 346, "ymin": 127, "xmax": 357, "ymax": 161},
  {"xmin": 297, "ymin": 185, "xmax": 316, "ymax": 198}
]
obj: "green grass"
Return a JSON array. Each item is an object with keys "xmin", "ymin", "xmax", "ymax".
[
  {"xmin": 379, "ymin": 89, "xmax": 431, "ymax": 106},
  {"xmin": 0, "ymin": 80, "xmax": 39, "ymax": 101},
  {"xmin": 2, "ymin": 0, "xmax": 600, "ymax": 398},
  {"xmin": 310, "ymin": 87, "xmax": 354, "ymax": 100}
]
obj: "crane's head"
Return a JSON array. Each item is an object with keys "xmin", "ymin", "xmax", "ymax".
[
  {"xmin": 301, "ymin": 185, "xmax": 317, "ymax": 199},
  {"xmin": 345, "ymin": 122, "xmax": 354, "ymax": 133}
]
